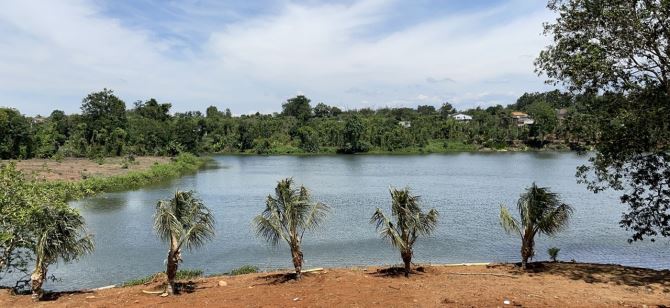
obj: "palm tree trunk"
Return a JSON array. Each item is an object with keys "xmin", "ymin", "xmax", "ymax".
[
  {"xmin": 30, "ymin": 262, "xmax": 46, "ymax": 300},
  {"xmin": 521, "ymin": 236, "xmax": 534, "ymax": 270},
  {"xmin": 291, "ymin": 246, "xmax": 303, "ymax": 280},
  {"xmin": 401, "ymin": 250, "xmax": 412, "ymax": 277},
  {"xmin": 165, "ymin": 250, "xmax": 179, "ymax": 294},
  {"xmin": 165, "ymin": 236, "xmax": 180, "ymax": 295}
]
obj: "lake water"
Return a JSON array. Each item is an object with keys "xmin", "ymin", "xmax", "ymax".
[{"xmin": 28, "ymin": 153, "xmax": 670, "ymax": 290}]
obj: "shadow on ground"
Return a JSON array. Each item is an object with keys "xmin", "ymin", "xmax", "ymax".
[
  {"xmin": 369, "ymin": 266, "xmax": 428, "ymax": 278},
  {"xmin": 502, "ymin": 262, "xmax": 670, "ymax": 288}
]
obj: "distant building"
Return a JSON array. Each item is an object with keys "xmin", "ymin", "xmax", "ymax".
[
  {"xmin": 451, "ymin": 114, "xmax": 472, "ymax": 122},
  {"xmin": 511, "ymin": 112, "xmax": 535, "ymax": 126},
  {"xmin": 556, "ymin": 108, "xmax": 568, "ymax": 120},
  {"xmin": 31, "ymin": 116, "xmax": 47, "ymax": 125},
  {"xmin": 398, "ymin": 121, "xmax": 412, "ymax": 128}
]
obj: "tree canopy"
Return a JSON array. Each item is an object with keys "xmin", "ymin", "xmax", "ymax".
[{"xmin": 537, "ymin": 0, "xmax": 670, "ymax": 242}]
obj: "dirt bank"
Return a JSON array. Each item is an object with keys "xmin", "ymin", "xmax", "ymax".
[
  {"xmin": 7, "ymin": 157, "xmax": 171, "ymax": 181},
  {"xmin": 1, "ymin": 262, "xmax": 669, "ymax": 307}
]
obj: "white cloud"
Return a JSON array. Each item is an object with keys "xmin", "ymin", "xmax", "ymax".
[{"xmin": 0, "ymin": 0, "xmax": 554, "ymax": 115}]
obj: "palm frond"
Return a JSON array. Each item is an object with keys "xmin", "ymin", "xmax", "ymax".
[
  {"xmin": 154, "ymin": 200, "xmax": 181, "ymax": 243},
  {"xmin": 154, "ymin": 190, "xmax": 215, "ymax": 251},
  {"xmin": 300, "ymin": 202, "xmax": 330, "ymax": 239},
  {"xmin": 536, "ymin": 202, "xmax": 573, "ymax": 235},
  {"xmin": 499, "ymin": 205, "xmax": 521, "ymax": 236},
  {"xmin": 253, "ymin": 215, "xmax": 284, "ymax": 246},
  {"xmin": 30, "ymin": 204, "xmax": 94, "ymax": 267},
  {"xmin": 254, "ymin": 178, "xmax": 329, "ymax": 248},
  {"xmin": 370, "ymin": 208, "xmax": 406, "ymax": 249}
]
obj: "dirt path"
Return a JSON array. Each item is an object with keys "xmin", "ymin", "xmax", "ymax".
[
  {"xmin": 2, "ymin": 263, "xmax": 669, "ymax": 307},
  {"xmin": 6, "ymin": 157, "xmax": 170, "ymax": 181}
]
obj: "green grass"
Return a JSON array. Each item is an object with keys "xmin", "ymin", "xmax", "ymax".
[
  {"xmin": 122, "ymin": 269, "xmax": 204, "ymax": 287},
  {"xmin": 38, "ymin": 153, "xmax": 209, "ymax": 201},
  {"xmin": 229, "ymin": 265, "xmax": 259, "ymax": 275}
]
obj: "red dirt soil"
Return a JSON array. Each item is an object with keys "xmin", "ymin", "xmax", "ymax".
[
  {"xmin": 7, "ymin": 157, "xmax": 171, "ymax": 181},
  {"xmin": 2, "ymin": 263, "xmax": 669, "ymax": 307}
]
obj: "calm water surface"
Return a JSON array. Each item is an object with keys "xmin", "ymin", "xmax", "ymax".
[{"xmin": 34, "ymin": 153, "xmax": 670, "ymax": 290}]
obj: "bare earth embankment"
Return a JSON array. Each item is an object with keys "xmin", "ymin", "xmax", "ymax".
[
  {"xmin": 2, "ymin": 263, "xmax": 669, "ymax": 307},
  {"xmin": 8, "ymin": 157, "xmax": 171, "ymax": 181}
]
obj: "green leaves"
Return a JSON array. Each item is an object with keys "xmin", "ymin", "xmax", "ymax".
[
  {"xmin": 253, "ymin": 178, "xmax": 329, "ymax": 247},
  {"xmin": 538, "ymin": 0, "xmax": 670, "ymax": 242},
  {"xmin": 153, "ymin": 190, "xmax": 215, "ymax": 252},
  {"xmin": 0, "ymin": 163, "xmax": 94, "ymax": 285},
  {"xmin": 371, "ymin": 187, "xmax": 439, "ymax": 253},
  {"xmin": 499, "ymin": 183, "xmax": 573, "ymax": 265}
]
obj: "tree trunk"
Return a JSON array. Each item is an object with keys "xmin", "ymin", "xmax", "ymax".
[
  {"xmin": 30, "ymin": 262, "xmax": 46, "ymax": 301},
  {"xmin": 521, "ymin": 236, "xmax": 534, "ymax": 270},
  {"xmin": 165, "ymin": 250, "xmax": 179, "ymax": 295},
  {"xmin": 401, "ymin": 250, "xmax": 412, "ymax": 278},
  {"xmin": 165, "ymin": 235, "xmax": 181, "ymax": 295},
  {"xmin": 291, "ymin": 246, "xmax": 303, "ymax": 280}
]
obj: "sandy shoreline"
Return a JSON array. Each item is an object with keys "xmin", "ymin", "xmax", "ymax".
[{"xmin": 2, "ymin": 262, "xmax": 668, "ymax": 307}]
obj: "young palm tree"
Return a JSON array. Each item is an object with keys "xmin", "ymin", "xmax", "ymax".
[
  {"xmin": 29, "ymin": 205, "xmax": 94, "ymax": 300},
  {"xmin": 154, "ymin": 191, "xmax": 215, "ymax": 295},
  {"xmin": 371, "ymin": 187, "xmax": 439, "ymax": 277},
  {"xmin": 253, "ymin": 178, "xmax": 329, "ymax": 280},
  {"xmin": 499, "ymin": 183, "xmax": 573, "ymax": 270}
]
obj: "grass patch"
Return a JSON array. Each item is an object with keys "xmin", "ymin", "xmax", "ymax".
[
  {"xmin": 175, "ymin": 269, "xmax": 204, "ymax": 280},
  {"xmin": 38, "ymin": 153, "xmax": 209, "ymax": 201},
  {"xmin": 229, "ymin": 265, "xmax": 259, "ymax": 276},
  {"xmin": 122, "ymin": 269, "xmax": 204, "ymax": 287}
]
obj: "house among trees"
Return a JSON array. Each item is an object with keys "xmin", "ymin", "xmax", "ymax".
[
  {"xmin": 556, "ymin": 108, "xmax": 568, "ymax": 121},
  {"xmin": 511, "ymin": 112, "xmax": 535, "ymax": 126},
  {"xmin": 398, "ymin": 120, "xmax": 412, "ymax": 128},
  {"xmin": 451, "ymin": 114, "xmax": 472, "ymax": 122}
]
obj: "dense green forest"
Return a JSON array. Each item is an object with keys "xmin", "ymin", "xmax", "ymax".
[{"xmin": 0, "ymin": 88, "xmax": 598, "ymax": 159}]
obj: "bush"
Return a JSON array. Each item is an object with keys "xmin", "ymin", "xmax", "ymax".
[
  {"xmin": 175, "ymin": 269, "xmax": 203, "ymax": 280},
  {"xmin": 229, "ymin": 265, "xmax": 259, "ymax": 276},
  {"xmin": 548, "ymin": 247, "xmax": 560, "ymax": 262},
  {"xmin": 38, "ymin": 153, "xmax": 208, "ymax": 201},
  {"xmin": 122, "ymin": 269, "xmax": 203, "ymax": 287}
]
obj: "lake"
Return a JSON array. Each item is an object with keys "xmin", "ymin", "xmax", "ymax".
[{"xmin": 36, "ymin": 153, "xmax": 670, "ymax": 290}]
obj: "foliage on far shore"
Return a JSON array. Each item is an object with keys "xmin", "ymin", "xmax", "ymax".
[{"xmin": 1, "ymin": 88, "xmax": 595, "ymax": 161}]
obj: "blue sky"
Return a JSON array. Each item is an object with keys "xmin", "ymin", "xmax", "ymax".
[{"xmin": 0, "ymin": 0, "xmax": 554, "ymax": 115}]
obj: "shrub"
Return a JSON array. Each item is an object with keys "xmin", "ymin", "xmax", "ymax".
[
  {"xmin": 229, "ymin": 265, "xmax": 259, "ymax": 276},
  {"xmin": 548, "ymin": 247, "xmax": 560, "ymax": 262},
  {"xmin": 122, "ymin": 269, "xmax": 203, "ymax": 287}
]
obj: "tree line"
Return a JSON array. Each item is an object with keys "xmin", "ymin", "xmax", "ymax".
[{"xmin": 0, "ymin": 89, "xmax": 600, "ymax": 160}]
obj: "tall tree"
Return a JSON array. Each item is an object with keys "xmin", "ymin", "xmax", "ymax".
[
  {"xmin": 253, "ymin": 178, "xmax": 329, "ymax": 279},
  {"xmin": 339, "ymin": 115, "xmax": 369, "ymax": 153},
  {"xmin": 499, "ymin": 183, "xmax": 573, "ymax": 269},
  {"xmin": 371, "ymin": 188, "xmax": 439, "ymax": 277},
  {"xmin": 80, "ymin": 89, "xmax": 127, "ymax": 146},
  {"xmin": 536, "ymin": 0, "xmax": 670, "ymax": 242},
  {"xmin": 154, "ymin": 191, "xmax": 215, "ymax": 295},
  {"xmin": 0, "ymin": 108, "xmax": 33, "ymax": 159},
  {"xmin": 281, "ymin": 95, "xmax": 312, "ymax": 122}
]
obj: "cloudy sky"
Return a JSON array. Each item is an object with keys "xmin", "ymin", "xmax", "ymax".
[{"xmin": 0, "ymin": 0, "xmax": 555, "ymax": 115}]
